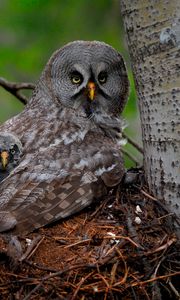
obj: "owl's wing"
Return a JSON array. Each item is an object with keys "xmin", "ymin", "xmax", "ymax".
[
  {"xmin": 0, "ymin": 168, "xmax": 97, "ymax": 234},
  {"xmin": 0, "ymin": 145, "xmax": 124, "ymax": 234}
]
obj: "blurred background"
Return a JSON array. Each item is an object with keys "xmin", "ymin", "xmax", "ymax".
[{"xmin": 0, "ymin": 0, "xmax": 142, "ymax": 167}]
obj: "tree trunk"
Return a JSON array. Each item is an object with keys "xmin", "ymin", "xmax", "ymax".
[{"xmin": 120, "ymin": 1, "xmax": 180, "ymax": 219}]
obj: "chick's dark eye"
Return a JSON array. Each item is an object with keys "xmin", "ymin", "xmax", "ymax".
[
  {"xmin": 10, "ymin": 149, "xmax": 15, "ymax": 155},
  {"xmin": 10, "ymin": 144, "xmax": 18, "ymax": 155},
  {"xmin": 70, "ymin": 71, "xmax": 83, "ymax": 84},
  {"xmin": 98, "ymin": 72, "xmax": 107, "ymax": 84}
]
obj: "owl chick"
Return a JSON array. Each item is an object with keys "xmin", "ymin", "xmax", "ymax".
[
  {"xmin": 0, "ymin": 41, "xmax": 129, "ymax": 234},
  {"xmin": 0, "ymin": 133, "xmax": 22, "ymax": 182}
]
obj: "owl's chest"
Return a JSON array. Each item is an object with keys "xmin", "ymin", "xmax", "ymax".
[
  {"xmin": 47, "ymin": 126, "xmax": 107, "ymax": 158},
  {"xmin": 35, "ymin": 122, "xmax": 112, "ymax": 173}
]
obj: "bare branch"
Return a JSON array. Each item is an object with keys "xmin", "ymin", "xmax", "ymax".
[
  {"xmin": 121, "ymin": 148, "xmax": 141, "ymax": 165},
  {"xmin": 0, "ymin": 77, "xmax": 35, "ymax": 105},
  {"xmin": 122, "ymin": 132, "xmax": 143, "ymax": 154}
]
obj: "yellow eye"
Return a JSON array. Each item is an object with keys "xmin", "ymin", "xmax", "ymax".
[
  {"xmin": 70, "ymin": 72, "xmax": 83, "ymax": 84},
  {"xmin": 98, "ymin": 72, "xmax": 107, "ymax": 84}
]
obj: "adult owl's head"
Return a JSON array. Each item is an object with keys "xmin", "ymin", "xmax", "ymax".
[{"xmin": 37, "ymin": 41, "xmax": 129, "ymax": 120}]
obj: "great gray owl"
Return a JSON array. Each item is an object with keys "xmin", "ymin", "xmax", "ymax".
[
  {"xmin": 0, "ymin": 41, "xmax": 129, "ymax": 234},
  {"xmin": 0, "ymin": 133, "xmax": 22, "ymax": 182}
]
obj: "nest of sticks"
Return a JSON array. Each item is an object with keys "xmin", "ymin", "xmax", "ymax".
[{"xmin": 0, "ymin": 168, "xmax": 179, "ymax": 300}]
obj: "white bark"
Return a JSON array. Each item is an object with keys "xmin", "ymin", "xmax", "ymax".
[{"xmin": 120, "ymin": 1, "xmax": 180, "ymax": 218}]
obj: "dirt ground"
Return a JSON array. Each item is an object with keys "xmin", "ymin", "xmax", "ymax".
[{"xmin": 0, "ymin": 168, "xmax": 179, "ymax": 299}]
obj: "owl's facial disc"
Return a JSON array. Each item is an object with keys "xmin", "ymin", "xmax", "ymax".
[{"xmin": 41, "ymin": 41, "xmax": 129, "ymax": 119}]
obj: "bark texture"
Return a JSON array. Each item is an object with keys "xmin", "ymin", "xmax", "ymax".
[{"xmin": 120, "ymin": 1, "xmax": 180, "ymax": 218}]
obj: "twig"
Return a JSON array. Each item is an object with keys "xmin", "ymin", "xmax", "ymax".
[
  {"xmin": 110, "ymin": 261, "xmax": 119, "ymax": 285},
  {"xmin": 20, "ymin": 235, "xmax": 44, "ymax": 261},
  {"xmin": 121, "ymin": 148, "xmax": 140, "ymax": 165},
  {"xmin": 0, "ymin": 277, "xmax": 40, "ymax": 288},
  {"xmin": 0, "ymin": 77, "xmax": 35, "ymax": 104},
  {"xmin": 89, "ymin": 195, "xmax": 112, "ymax": 220},
  {"xmin": 23, "ymin": 282, "xmax": 43, "ymax": 300},
  {"xmin": 104, "ymin": 235, "xmax": 143, "ymax": 249},
  {"xmin": 64, "ymin": 238, "xmax": 91, "ymax": 249},
  {"xmin": 71, "ymin": 271, "xmax": 94, "ymax": 300},
  {"xmin": 168, "ymin": 280, "xmax": 180, "ymax": 298},
  {"xmin": 146, "ymin": 237, "xmax": 176, "ymax": 255},
  {"xmin": 122, "ymin": 132, "xmax": 143, "ymax": 154},
  {"xmin": 131, "ymin": 271, "xmax": 180, "ymax": 287},
  {"xmin": 113, "ymin": 247, "xmax": 128, "ymax": 286},
  {"xmin": 140, "ymin": 189, "xmax": 158, "ymax": 201},
  {"xmin": 24, "ymin": 260, "xmax": 59, "ymax": 273}
]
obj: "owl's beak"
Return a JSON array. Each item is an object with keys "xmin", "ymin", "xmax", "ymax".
[
  {"xmin": 87, "ymin": 81, "xmax": 96, "ymax": 101},
  {"xmin": 1, "ymin": 151, "xmax": 9, "ymax": 169}
]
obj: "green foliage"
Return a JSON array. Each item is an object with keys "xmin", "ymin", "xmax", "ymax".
[
  {"xmin": 0, "ymin": 0, "xmax": 126, "ymax": 81},
  {"xmin": 0, "ymin": 0, "xmax": 141, "ymax": 167}
]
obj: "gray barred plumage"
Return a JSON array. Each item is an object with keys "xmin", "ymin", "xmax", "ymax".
[{"xmin": 0, "ymin": 41, "xmax": 129, "ymax": 234}]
